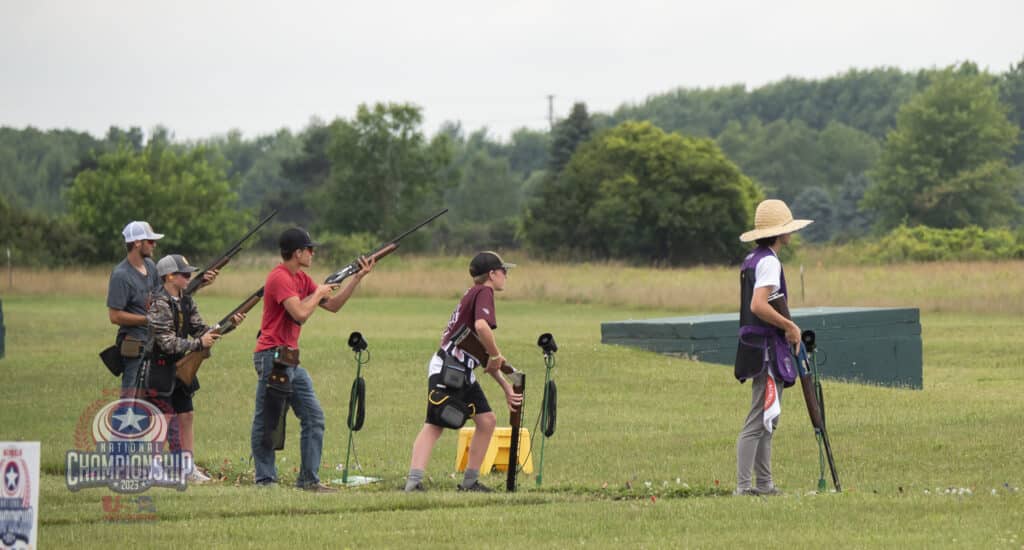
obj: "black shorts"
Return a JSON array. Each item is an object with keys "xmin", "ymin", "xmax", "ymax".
[
  {"xmin": 424, "ymin": 373, "xmax": 491, "ymax": 427},
  {"xmin": 149, "ymin": 381, "xmax": 195, "ymax": 414}
]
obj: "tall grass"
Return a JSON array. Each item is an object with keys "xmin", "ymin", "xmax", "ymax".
[{"xmin": 6, "ymin": 255, "xmax": 1024, "ymax": 314}]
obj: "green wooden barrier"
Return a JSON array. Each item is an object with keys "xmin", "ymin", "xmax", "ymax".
[{"xmin": 601, "ymin": 307, "xmax": 922, "ymax": 389}]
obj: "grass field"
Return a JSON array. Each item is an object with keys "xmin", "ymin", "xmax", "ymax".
[{"xmin": 1, "ymin": 260, "xmax": 1023, "ymax": 548}]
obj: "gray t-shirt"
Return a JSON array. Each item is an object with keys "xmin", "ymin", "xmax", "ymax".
[{"xmin": 106, "ymin": 258, "xmax": 159, "ymax": 340}]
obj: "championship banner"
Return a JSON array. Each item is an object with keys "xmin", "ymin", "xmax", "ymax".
[{"xmin": 0, "ymin": 442, "xmax": 40, "ymax": 549}]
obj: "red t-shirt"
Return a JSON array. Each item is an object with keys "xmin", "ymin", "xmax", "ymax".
[
  {"xmin": 255, "ymin": 264, "xmax": 318, "ymax": 352},
  {"xmin": 439, "ymin": 285, "xmax": 497, "ymax": 351}
]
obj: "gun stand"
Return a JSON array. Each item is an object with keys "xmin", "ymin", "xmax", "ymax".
[
  {"xmin": 535, "ymin": 332, "xmax": 558, "ymax": 487},
  {"xmin": 333, "ymin": 332, "xmax": 381, "ymax": 487}
]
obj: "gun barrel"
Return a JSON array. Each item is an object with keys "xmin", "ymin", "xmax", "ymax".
[
  {"xmin": 323, "ymin": 209, "xmax": 447, "ymax": 285},
  {"xmin": 185, "ymin": 210, "xmax": 278, "ymax": 296},
  {"xmin": 387, "ymin": 208, "xmax": 448, "ymax": 244}
]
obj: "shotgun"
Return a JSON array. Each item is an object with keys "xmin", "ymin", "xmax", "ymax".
[
  {"xmin": 185, "ymin": 210, "xmax": 277, "ymax": 296},
  {"xmin": 324, "ymin": 209, "xmax": 447, "ymax": 285},
  {"xmin": 175, "ymin": 287, "xmax": 264, "ymax": 385}
]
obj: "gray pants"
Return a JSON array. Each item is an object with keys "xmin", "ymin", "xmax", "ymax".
[{"xmin": 736, "ymin": 372, "xmax": 782, "ymax": 491}]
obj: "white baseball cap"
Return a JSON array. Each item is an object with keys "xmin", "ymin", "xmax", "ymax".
[{"xmin": 122, "ymin": 221, "xmax": 165, "ymax": 243}]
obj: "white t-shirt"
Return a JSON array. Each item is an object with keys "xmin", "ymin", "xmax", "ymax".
[{"xmin": 753, "ymin": 251, "xmax": 782, "ymax": 296}]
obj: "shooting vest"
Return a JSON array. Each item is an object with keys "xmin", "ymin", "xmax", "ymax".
[
  {"xmin": 734, "ymin": 246, "xmax": 796, "ymax": 386},
  {"xmin": 144, "ymin": 287, "xmax": 200, "ymax": 395}
]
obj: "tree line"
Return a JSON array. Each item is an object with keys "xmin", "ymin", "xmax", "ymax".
[{"xmin": 2, "ymin": 59, "xmax": 1023, "ymax": 267}]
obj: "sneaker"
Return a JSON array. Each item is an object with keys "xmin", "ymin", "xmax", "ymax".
[
  {"xmin": 301, "ymin": 482, "xmax": 339, "ymax": 493},
  {"xmin": 754, "ymin": 486, "xmax": 782, "ymax": 496},
  {"xmin": 733, "ymin": 488, "xmax": 758, "ymax": 496},
  {"xmin": 457, "ymin": 481, "xmax": 493, "ymax": 493},
  {"xmin": 404, "ymin": 482, "xmax": 427, "ymax": 493},
  {"xmin": 187, "ymin": 469, "xmax": 212, "ymax": 484}
]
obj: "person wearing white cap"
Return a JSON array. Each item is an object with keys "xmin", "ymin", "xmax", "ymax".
[
  {"xmin": 733, "ymin": 199, "xmax": 813, "ymax": 496},
  {"xmin": 106, "ymin": 221, "xmax": 218, "ymax": 393},
  {"xmin": 106, "ymin": 221, "xmax": 165, "ymax": 392}
]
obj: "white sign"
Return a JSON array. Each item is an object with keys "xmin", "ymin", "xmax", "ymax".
[{"xmin": 0, "ymin": 442, "xmax": 39, "ymax": 549}]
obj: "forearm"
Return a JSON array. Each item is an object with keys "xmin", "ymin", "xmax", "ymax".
[
  {"xmin": 109, "ymin": 309, "xmax": 147, "ymax": 327},
  {"xmin": 322, "ymin": 278, "xmax": 363, "ymax": 313},
  {"xmin": 751, "ymin": 299, "xmax": 794, "ymax": 331},
  {"xmin": 488, "ymin": 368, "xmax": 514, "ymax": 393},
  {"xmin": 289, "ymin": 294, "xmax": 323, "ymax": 324},
  {"xmin": 149, "ymin": 317, "xmax": 202, "ymax": 354}
]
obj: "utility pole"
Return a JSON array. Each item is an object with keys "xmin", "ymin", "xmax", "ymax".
[{"xmin": 547, "ymin": 94, "xmax": 555, "ymax": 129}]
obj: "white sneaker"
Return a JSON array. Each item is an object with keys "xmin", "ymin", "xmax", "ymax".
[{"xmin": 188, "ymin": 468, "xmax": 212, "ymax": 484}]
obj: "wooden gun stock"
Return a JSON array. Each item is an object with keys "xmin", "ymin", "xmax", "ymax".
[{"xmin": 174, "ymin": 287, "xmax": 264, "ymax": 385}]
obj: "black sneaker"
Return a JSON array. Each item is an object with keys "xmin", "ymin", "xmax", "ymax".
[
  {"xmin": 458, "ymin": 481, "xmax": 493, "ymax": 493},
  {"xmin": 404, "ymin": 482, "xmax": 426, "ymax": 493}
]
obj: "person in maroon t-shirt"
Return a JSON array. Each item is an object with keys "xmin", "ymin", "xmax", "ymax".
[
  {"xmin": 403, "ymin": 251, "xmax": 522, "ymax": 493},
  {"xmin": 250, "ymin": 227, "xmax": 374, "ymax": 493}
]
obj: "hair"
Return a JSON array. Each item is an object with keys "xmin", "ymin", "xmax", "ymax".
[
  {"xmin": 126, "ymin": 242, "xmax": 137, "ymax": 253},
  {"xmin": 281, "ymin": 249, "xmax": 296, "ymax": 261},
  {"xmin": 472, "ymin": 273, "xmax": 489, "ymax": 285},
  {"xmin": 755, "ymin": 236, "xmax": 779, "ymax": 247}
]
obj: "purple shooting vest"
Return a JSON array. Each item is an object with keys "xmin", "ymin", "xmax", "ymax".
[{"xmin": 734, "ymin": 246, "xmax": 797, "ymax": 386}]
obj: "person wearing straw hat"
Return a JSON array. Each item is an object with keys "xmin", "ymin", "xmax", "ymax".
[{"xmin": 733, "ymin": 199, "xmax": 812, "ymax": 496}]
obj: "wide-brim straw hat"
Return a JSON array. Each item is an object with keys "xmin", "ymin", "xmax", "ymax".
[{"xmin": 739, "ymin": 199, "xmax": 814, "ymax": 243}]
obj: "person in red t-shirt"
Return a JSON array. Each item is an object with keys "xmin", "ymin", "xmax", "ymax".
[
  {"xmin": 403, "ymin": 251, "xmax": 522, "ymax": 493},
  {"xmin": 250, "ymin": 227, "xmax": 374, "ymax": 492}
]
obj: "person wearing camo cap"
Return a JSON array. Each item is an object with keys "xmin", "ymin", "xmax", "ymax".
[{"xmin": 144, "ymin": 253, "xmax": 245, "ymax": 484}]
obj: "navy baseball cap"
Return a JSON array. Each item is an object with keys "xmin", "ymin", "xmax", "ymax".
[{"xmin": 279, "ymin": 227, "xmax": 320, "ymax": 253}]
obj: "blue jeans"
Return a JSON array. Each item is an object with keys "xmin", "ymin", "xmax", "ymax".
[
  {"xmin": 250, "ymin": 350, "xmax": 326, "ymax": 487},
  {"xmin": 121, "ymin": 355, "xmax": 143, "ymax": 392}
]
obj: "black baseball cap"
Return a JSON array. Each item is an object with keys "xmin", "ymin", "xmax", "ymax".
[
  {"xmin": 469, "ymin": 251, "xmax": 516, "ymax": 277},
  {"xmin": 279, "ymin": 227, "xmax": 320, "ymax": 253}
]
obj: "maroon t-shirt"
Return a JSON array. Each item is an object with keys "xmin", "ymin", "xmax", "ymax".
[
  {"xmin": 439, "ymin": 285, "xmax": 497, "ymax": 362},
  {"xmin": 255, "ymin": 264, "xmax": 318, "ymax": 352}
]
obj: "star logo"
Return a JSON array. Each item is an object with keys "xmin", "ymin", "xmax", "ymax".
[
  {"xmin": 5, "ymin": 464, "xmax": 17, "ymax": 491},
  {"xmin": 113, "ymin": 406, "xmax": 148, "ymax": 433}
]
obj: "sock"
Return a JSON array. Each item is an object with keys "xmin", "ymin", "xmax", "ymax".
[
  {"xmin": 461, "ymin": 468, "xmax": 479, "ymax": 488},
  {"xmin": 404, "ymin": 469, "xmax": 424, "ymax": 491}
]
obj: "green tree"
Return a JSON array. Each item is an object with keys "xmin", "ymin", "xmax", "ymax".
[
  {"xmin": 549, "ymin": 102, "xmax": 593, "ymax": 174},
  {"xmin": 864, "ymin": 66, "xmax": 1022, "ymax": 230},
  {"xmin": 999, "ymin": 56, "xmax": 1024, "ymax": 164},
  {"xmin": 833, "ymin": 173, "xmax": 875, "ymax": 241},
  {"xmin": 793, "ymin": 186, "xmax": 835, "ymax": 242},
  {"xmin": 524, "ymin": 121, "xmax": 762, "ymax": 264},
  {"xmin": 0, "ymin": 194, "xmax": 97, "ymax": 266},
  {"xmin": 66, "ymin": 143, "xmax": 244, "ymax": 262},
  {"xmin": 312, "ymin": 103, "xmax": 455, "ymax": 240},
  {"xmin": 506, "ymin": 127, "xmax": 550, "ymax": 177},
  {"xmin": 279, "ymin": 120, "xmax": 335, "ymax": 225}
]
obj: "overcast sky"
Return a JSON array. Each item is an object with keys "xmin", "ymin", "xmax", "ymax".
[{"xmin": 2, "ymin": 0, "xmax": 1022, "ymax": 142}]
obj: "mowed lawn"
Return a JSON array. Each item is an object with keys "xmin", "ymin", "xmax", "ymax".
[{"xmin": 1, "ymin": 275, "xmax": 1022, "ymax": 548}]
